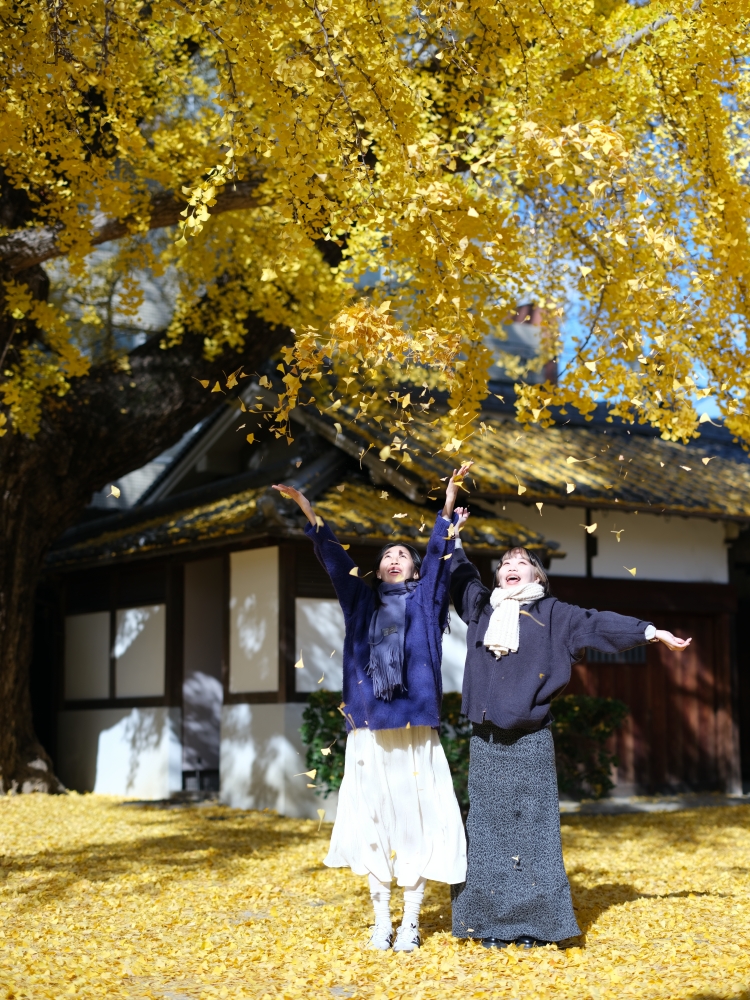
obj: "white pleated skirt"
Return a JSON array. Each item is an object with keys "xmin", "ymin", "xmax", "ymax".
[{"xmin": 324, "ymin": 725, "xmax": 467, "ymax": 887}]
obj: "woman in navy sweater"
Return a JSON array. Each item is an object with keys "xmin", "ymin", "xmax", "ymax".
[
  {"xmin": 449, "ymin": 509, "xmax": 691, "ymax": 949},
  {"xmin": 272, "ymin": 468, "xmax": 471, "ymax": 952}
]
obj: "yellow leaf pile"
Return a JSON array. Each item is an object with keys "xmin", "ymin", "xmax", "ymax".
[{"xmin": 1, "ymin": 796, "xmax": 750, "ymax": 999}]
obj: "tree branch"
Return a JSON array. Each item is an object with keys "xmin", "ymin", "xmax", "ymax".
[
  {"xmin": 561, "ymin": 1, "xmax": 702, "ymax": 82},
  {"xmin": 0, "ymin": 178, "xmax": 262, "ymax": 275}
]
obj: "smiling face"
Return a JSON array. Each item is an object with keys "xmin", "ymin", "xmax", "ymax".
[
  {"xmin": 377, "ymin": 545, "xmax": 417, "ymax": 583},
  {"xmin": 496, "ymin": 548, "xmax": 541, "ymax": 590}
]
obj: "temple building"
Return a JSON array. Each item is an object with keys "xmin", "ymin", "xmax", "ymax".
[{"xmin": 34, "ymin": 366, "xmax": 750, "ymax": 815}]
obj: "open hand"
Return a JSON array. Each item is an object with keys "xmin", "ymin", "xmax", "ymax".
[
  {"xmin": 454, "ymin": 506, "xmax": 471, "ymax": 529},
  {"xmin": 272, "ymin": 484, "xmax": 317, "ymax": 526},
  {"xmin": 444, "ymin": 462, "xmax": 473, "ymax": 519},
  {"xmin": 653, "ymin": 629, "xmax": 692, "ymax": 652}
]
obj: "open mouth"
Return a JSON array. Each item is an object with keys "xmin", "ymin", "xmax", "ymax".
[
  {"xmin": 505, "ymin": 573, "xmax": 521, "ymax": 585},
  {"xmin": 388, "ymin": 567, "xmax": 402, "ymax": 576}
]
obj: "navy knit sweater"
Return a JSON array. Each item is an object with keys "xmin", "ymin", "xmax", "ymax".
[
  {"xmin": 304, "ymin": 514, "xmax": 456, "ymax": 731},
  {"xmin": 450, "ymin": 547, "xmax": 654, "ymax": 730}
]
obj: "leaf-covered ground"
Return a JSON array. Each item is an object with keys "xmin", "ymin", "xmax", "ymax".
[{"xmin": 1, "ymin": 796, "xmax": 749, "ymax": 1000}]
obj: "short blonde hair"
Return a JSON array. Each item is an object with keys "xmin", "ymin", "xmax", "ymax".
[{"xmin": 496, "ymin": 546, "xmax": 550, "ymax": 595}]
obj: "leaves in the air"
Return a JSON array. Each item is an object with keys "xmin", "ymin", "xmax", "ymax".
[
  {"xmin": 294, "ymin": 653, "xmax": 304, "ymax": 670},
  {"xmin": 107, "ymin": 485, "xmax": 121, "ymax": 498},
  {"xmin": 624, "ymin": 566, "xmax": 637, "ymax": 576},
  {"xmin": 580, "ymin": 523, "xmax": 597, "ymax": 533}
]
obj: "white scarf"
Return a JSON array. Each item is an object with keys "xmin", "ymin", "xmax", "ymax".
[{"xmin": 483, "ymin": 582, "xmax": 545, "ymax": 658}]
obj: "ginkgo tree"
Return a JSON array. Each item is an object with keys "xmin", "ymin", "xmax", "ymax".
[{"xmin": 1, "ymin": 0, "xmax": 749, "ymax": 789}]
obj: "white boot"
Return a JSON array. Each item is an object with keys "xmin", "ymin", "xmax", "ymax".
[{"xmin": 393, "ymin": 921, "xmax": 421, "ymax": 952}]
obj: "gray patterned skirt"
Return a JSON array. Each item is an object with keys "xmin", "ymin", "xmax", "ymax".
[{"xmin": 451, "ymin": 723, "xmax": 581, "ymax": 943}]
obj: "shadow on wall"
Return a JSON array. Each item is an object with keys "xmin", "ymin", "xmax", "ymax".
[
  {"xmin": 183, "ymin": 671, "xmax": 222, "ymax": 771},
  {"xmin": 57, "ymin": 707, "xmax": 182, "ymax": 798},
  {"xmin": 221, "ymin": 703, "xmax": 334, "ymax": 820}
]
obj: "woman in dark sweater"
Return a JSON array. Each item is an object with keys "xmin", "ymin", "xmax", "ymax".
[
  {"xmin": 272, "ymin": 468, "xmax": 471, "ymax": 952},
  {"xmin": 449, "ymin": 509, "xmax": 691, "ymax": 949}
]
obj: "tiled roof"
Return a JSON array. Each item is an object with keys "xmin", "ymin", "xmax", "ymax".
[
  {"xmin": 47, "ymin": 481, "xmax": 553, "ymax": 571},
  {"xmin": 302, "ymin": 407, "xmax": 750, "ymax": 520}
]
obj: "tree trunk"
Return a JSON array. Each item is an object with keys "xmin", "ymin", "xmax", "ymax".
[{"xmin": 0, "ymin": 319, "xmax": 288, "ymax": 792}]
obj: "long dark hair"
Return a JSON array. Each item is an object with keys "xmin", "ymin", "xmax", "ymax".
[{"xmin": 496, "ymin": 546, "xmax": 550, "ymax": 595}]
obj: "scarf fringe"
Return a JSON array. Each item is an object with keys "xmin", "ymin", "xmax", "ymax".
[{"xmin": 366, "ymin": 646, "xmax": 406, "ymax": 702}]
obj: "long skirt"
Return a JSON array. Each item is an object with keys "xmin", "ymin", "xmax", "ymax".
[
  {"xmin": 451, "ymin": 723, "xmax": 581, "ymax": 942},
  {"xmin": 324, "ymin": 725, "xmax": 467, "ymax": 887}
]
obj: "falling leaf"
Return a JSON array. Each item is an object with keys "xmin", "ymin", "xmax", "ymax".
[
  {"xmin": 584, "ymin": 361, "xmax": 597, "ymax": 372},
  {"xmin": 514, "ymin": 475, "xmax": 526, "ymax": 495},
  {"xmin": 380, "ymin": 491, "xmax": 389, "ymax": 499},
  {"xmin": 624, "ymin": 566, "xmax": 637, "ymax": 576},
  {"xmin": 442, "ymin": 553, "xmax": 452, "ymax": 560},
  {"xmin": 702, "ymin": 457, "xmax": 714, "ymax": 465},
  {"xmin": 566, "ymin": 483, "xmax": 576, "ymax": 493},
  {"xmin": 330, "ymin": 650, "xmax": 336, "ymax": 657},
  {"xmin": 211, "ymin": 381, "xmax": 223, "ymax": 393},
  {"xmin": 390, "ymin": 849, "xmax": 397, "ymax": 860},
  {"xmin": 612, "ymin": 529, "xmax": 624, "ymax": 542},
  {"xmin": 336, "ymin": 484, "xmax": 345, "ymax": 492},
  {"xmin": 699, "ymin": 412, "xmax": 720, "ymax": 426},
  {"xmin": 349, "ymin": 566, "xmax": 360, "ymax": 576},
  {"xmin": 567, "ymin": 455, "xmax": 594, "ymax": 464},
  {"xmin": 377, "ymin": 300, "xmax": 391, "ymax": 314},
  {"xmin": 317, "ymin": 674, "xmax": 324, "ymax": 684},
  {"xmin": 579, "ymin": 523, "xmax": 597, "ymax": 533},
  {"xmin": 680, "ymin": 465, "xmax": 692, "ymax": 472},
  {"xmin": 401, "ymin": 393, "xmax": 411, "ymax": 408},
  {"xmin": 236, "ymin": 423, "xmax": 246, "ymax": 431},
  {"xmin": 338, "ymin": 543, "xmax": 350, "ymax": 550},
  {"xmin": 536, "ymin": 503, "xmax": 543, "ymax": 514},
  {"xmin": 320, "ymin": 747, "xmax": 332, "ymax": 756},
  {"xmin": 306, "ymin": 784, "xmax": 317, "ymax": 788},
  {"xmin": 258, "ymin": 375, "xmax": 272, "ymax": 388},
  {"xmin": 379, "ymin": 445, "xmax": 391, "ymax": 461},
  {"xmin": 393, "ymin": 512, "xmax": 408, "ymax": 518},
  {"xmin": 579, "ymin": 265, "xmax": 592, "ymax": 277},
  {"xmin": 107, "ymin": 485, "xmax": 121, "ymax": 499},
  {"xmin": 294, "ymin": 769, "xmax": 317, "ymax": 779},
  {"xmin": 193, "ymin": 377, "xmax": 210, "ymax": 388},
  {"xmin": 246, "ymin": 433, "xmax": 256, "ymax": 444},
  {"xmin": 317, "ymin": 808, "xmax": 326, "ymax": 831},
  {"xmin": 294, "ymin": 653, "xmax": 304, "ymax": 670}
]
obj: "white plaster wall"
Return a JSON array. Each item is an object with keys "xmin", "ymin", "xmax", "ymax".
[
  {"xmin": 57, "ymin": 707, "xmax": 182, "ymax": 798},
  {"xmin": 590, "ymin": 509, "xmax": 728, "ymax": 583},
  {"xmin": 500, "ymin": 502, "xmax": 586, "ymax": 576},
  {"xmin": 221, "ymin": 703, "xmax": 337, "ymax": 820},
  {"xmin": 442, "ymin": 611, "xmax": 467, "ymax": 693},
  {"xmin": 229, "ymin": 547, "xmax": 279, "ymax": 692}
]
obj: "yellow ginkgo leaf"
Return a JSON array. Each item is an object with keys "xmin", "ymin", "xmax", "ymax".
[
  {"xmin": 536, "ymin": 503, "xmax": 543, "ymax": 514},
  {"xmin": 349, "ymin": 566, "xmax": 360, "ymax": 576},
  {"xmin": 579, "ymin": 523, "xmax": 597, "ymax": 533},
  {"xmin": 702, "ymin": 457, "xmax": 714, "ymax": 465},
  {"xmin": 107, "ymin": 485, "xmax": 121, "ymax": 499},
  {"xmin": 294, "ymin": 653, "xmax": 304, "ymax": 670},
  {"xmin": 566, "ymin": 483, "xmax": 576, "ymax": 493},
  {"xmin": 246, "ymin": 433, "xmax": 256, "ymax": 445},
  {"xmin": 624, "ymin": 566, "xmax": 637, "ymax": 576},
  {"xmin": 317, "ymin": 809, "xmax": 326, "ymax": 831},
  {"xmin": 393, "ymin": 512, "xmax": 408, "ymax": 518}
]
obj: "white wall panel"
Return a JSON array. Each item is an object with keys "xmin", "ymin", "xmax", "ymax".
[
  {"xmin": 221, "ymin": 702, "xmax": 335, "ymax": 819},
  {"xmin": 442, "ymin": 610, "xmax": 467, "ymax": 693},
  {"xmin": 114, "ymin": 605, "xmax": 166, "ymax": 697},
  {"xmin": 64, "ymin": 611, "xmax": 110, "ymax": 700},
  {"xmin": 57, "ymin": 707, "xmax": 181, "ymax": 797},
  {"xmin": 591, "ymin": 510, "xmax": 728, "ymax": 583},
  {"xmin": 501, "ymin": 502, "xmax": 586, "ymax": 576},
  {"xmin": 294, "ymin": 598, "xmax": 345, "ymax": 692},
  {"xmin": 229, "ymin": 547, "xmax": 279, "ymax": 692}
]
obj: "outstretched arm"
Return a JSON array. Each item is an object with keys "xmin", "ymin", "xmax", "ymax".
[
  {"xmin": 271, "ymin": 484, "xmax": 317, "ymax": 526},
  {"xmin": 272, "ymin": 484, "xmax": 369, "ymax": 617}
]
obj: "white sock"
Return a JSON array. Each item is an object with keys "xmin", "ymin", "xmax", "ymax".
[
  {"xmin": 368, "ymin": 873, "xmax": 392, "ymax": 928},
  {"xmin": 401, "ymin": 877, "xmax": 426, "ymax": 928}
]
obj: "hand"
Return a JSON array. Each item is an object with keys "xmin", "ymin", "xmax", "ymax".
[
  {"xmin": 443, "ymin": 462, "xmax": 473, "ymax": 520},
  {"xmin": 454, "ymin": 506, "xmax": 471, "ymax": 529},
  {"xmin": 272, "ymin": 484, "xmax": 317, "ymax": 526},
  {"xmin": 653, "ymin": 629, "xmax": 692, "ymax": 652}
]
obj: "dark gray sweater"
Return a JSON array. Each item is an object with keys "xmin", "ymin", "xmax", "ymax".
[{"xmin": 449, "ymin": 547, "xmax": 653, "ymax": 730}]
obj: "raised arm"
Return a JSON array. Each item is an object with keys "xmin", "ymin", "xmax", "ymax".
[{"xmin": 272, "ymin": 484, "xmax": 370, "ymax": 618}]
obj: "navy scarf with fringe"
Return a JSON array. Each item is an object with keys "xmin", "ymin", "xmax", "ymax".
[{"xmin": 367, "ymin": 580, "xmax": 418, "ymax": 701}]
